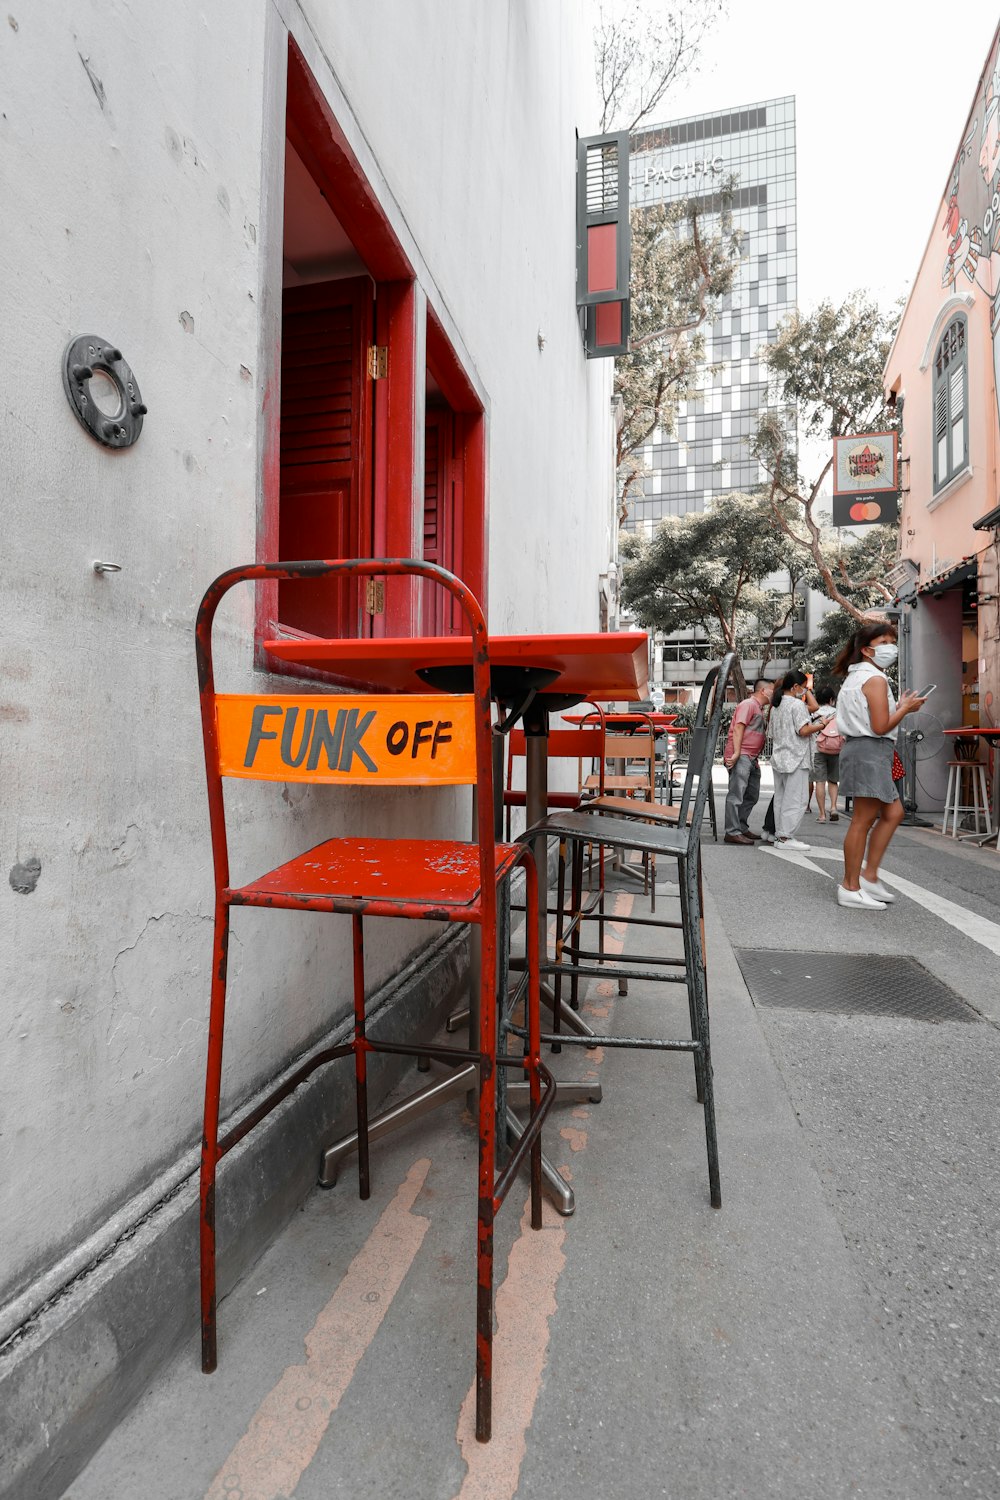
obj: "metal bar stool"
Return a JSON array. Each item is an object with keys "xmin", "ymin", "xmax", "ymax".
[
  {"xmin": 941, "ymin": 760, "xmax": 993, "ymax": 839},
  {"xmin": 518, "ymin": 653, "xmax": 735, "ymax": 1208},
  {"xmin": 195, "ymin": 558, "xmax": 553, "ymax": 1443}
]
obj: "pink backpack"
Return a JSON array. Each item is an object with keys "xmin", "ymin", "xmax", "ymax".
[{"xmin": 816, "ymin": 718, "xmax": 845, "ymax": 755}]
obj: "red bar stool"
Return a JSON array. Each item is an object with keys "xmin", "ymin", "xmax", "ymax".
[{"xmin": 195, "ymin": 558, "xmax": 553, "ymax": 1442}]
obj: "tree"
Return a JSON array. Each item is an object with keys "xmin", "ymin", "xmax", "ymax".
[
  {"xmin": 619, "ymin": 491, "xmax": 802, "ymax": 697},
  {"xmin": 616, "ymin": 196, "xmax": 743, "ymax": 519},
  {"xmin": 596, "ymin": 0, "xmax": 726, "ymax": 133},
  {"xmin": 795, "ymin": 524, "xmax": 900, "ymax": 679},
  {"xmin": 752, "ymin": 294, "xmax": 902, "ymax": 622}
]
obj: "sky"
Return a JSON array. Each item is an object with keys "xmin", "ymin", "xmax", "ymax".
[{"xmin": 653, "ymin": 1, "xmax": 1000, "ymax": 313}]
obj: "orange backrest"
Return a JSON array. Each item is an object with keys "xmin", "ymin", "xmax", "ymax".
[{"xmin": 216, "ymin": 693, "xmax": 477, "ymax": 786}]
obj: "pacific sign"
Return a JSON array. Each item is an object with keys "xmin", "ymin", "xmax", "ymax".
[
  {"xmin": 637, "ymin": 155, "xmax": 725, "ymax": 188},
  {"xmin": 215, "ymin": 694, "xmax": 477, "ymax": 786}
]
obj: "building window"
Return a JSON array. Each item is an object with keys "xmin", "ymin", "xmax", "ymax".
[
  {"xmin": 262, "ymin": 40, "xmax": 487, "ymax": 655},
  {"xmin": 932, "ymin": 316, "xmax": 968, "ymax": 494}
]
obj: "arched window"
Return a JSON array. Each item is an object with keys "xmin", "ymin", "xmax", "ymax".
[{"xmin": 932, "ymin": 316, "xmax": 968, "ymax": 493}]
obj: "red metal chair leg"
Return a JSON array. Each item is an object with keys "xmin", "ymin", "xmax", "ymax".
[
  {"xmin": 352, "ymin": 914, "xmax": 371, "ymax": 1201},
  {"xmin": 200, "ymin": 901, "xmax": 230, "ymax": 1373},
  {"xmin": 475, "ymin": 901, "xmax": 498, "ymax": 1443}
]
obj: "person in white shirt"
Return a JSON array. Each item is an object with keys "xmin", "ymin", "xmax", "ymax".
[
  {"xmin": 832, "ymin": 623, "xmax": 925, "ymax": 909},
  {"xmin": 768, "ymin": 670, "xmax": 834, "ymax": 850}
]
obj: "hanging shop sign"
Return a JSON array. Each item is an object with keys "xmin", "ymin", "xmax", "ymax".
[
  {"xmin": 215, "ymin": 695, "xmax": 477, "ymax": 786},
  {"xmin": 832, "ymin": 431, "xmax": 899, "ymax": 526}
]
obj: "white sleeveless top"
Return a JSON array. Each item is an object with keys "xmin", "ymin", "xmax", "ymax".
[{"xmin": 835, "ymin": 662, "xmax": 896, "ymax": 740}]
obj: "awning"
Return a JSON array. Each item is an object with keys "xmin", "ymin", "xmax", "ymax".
[{"xmin": 916, "ymin": 557, "xmax": 977, "ymax": 595}]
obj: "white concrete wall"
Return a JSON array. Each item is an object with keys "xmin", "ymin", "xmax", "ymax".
[{"xmin": 0, "ymin": 0, "xmax": 613, "ymax": 1314}]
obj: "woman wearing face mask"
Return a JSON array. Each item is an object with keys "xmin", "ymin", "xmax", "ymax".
[
  {"xmin": 832, "ymin": 623, "xmax": 925, "ymax": 909},
  {"xmin": 767, "ymin": 669, "xmax": 833, "ymax": 850}
]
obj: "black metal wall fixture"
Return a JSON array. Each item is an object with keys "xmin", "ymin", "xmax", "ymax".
[{"xmin": 62, "ymin": 335, "xmax": 147, "ymax": 448}]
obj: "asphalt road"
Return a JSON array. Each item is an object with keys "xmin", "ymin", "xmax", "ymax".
[{"xmin": 703, "ymin": 783, "xmax": 1000, "ymax": 1499}]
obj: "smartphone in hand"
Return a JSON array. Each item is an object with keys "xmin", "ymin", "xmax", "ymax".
[{"xmin": 916, "ymin": 684, "xmax": 937, "ymax": 699}]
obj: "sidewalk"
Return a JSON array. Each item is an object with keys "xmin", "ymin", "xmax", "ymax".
[{"xmin": 61, "ymin": 789, "xmax": 1000, "ymax": 1500}]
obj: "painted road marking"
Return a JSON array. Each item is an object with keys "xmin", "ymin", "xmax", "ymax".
[
  {"xmin": 762, "ymin": 845, "xmax": 1000, "ymax": 958},
  {"xmin": 203, "ymin": 1158, "xmax": 432, "ymax": 1500},
  {"xmin": 450, "ymin": 893, "xmax": 633, "ymax": 1500}
]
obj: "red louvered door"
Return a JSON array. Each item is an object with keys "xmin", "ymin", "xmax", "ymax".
[
  {"xmin": 278, "ymin": 277, "xmax": 374, "ymax": 638},
  {"xmin": 422, "ymin": 408, "xmax": 464, "ymax": 634}
]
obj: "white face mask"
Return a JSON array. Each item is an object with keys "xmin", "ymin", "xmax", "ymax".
[{"xmin": 870, "ymin": 643, "xmax": 898, "ymax": 668}]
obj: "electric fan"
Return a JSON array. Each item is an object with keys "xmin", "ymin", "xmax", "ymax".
[{"xmin": 899, "ymin": 710, "xmax": 946, "ymax": 825}]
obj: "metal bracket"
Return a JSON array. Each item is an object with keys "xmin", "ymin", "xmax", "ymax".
[{"xmin": 62, "ymin": 335, "xmax": 146, "ymax": 449}]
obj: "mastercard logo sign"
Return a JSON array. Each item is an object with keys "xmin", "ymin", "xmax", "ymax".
[{"xmin": 831, "ymin": 490, "xmax": 900, "ymax": 527}]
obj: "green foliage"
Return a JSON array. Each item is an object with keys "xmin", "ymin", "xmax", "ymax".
[
  {"xmin": 620, "ymin": 491, "xmax": 802, "ymax": 693},
  {"xmin": 795, "ymin": 608, "xmax": 858, "ymax": 682},
  {"xmin": 759, "ymin": 294, "xmax": 900, "ymax": 451},
  {"xmin": 667, "ymin": 697, "xmax": 735, "ymax": 739},
  {"xmin": 751, "ymin": 293, "xmax": 903, "ymax": 624}
]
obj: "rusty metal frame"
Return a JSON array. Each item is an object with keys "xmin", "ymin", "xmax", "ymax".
[{"xmin": 195, "ymin": 558, "xmax": 553, "ymax": 1443}]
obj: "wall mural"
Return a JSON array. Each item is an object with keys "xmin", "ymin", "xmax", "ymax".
[{"xmin": 942, "ymin": 29, "xmax": 1000, "ymax": 429}]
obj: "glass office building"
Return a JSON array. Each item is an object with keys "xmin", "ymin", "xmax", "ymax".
[
  {"xmin": 625, "ymin": 96, "xmax": 797, "ymax": 530},
  {"xmin": 622, "ymin": 97, "xmax": 805, "ymax": 694}
]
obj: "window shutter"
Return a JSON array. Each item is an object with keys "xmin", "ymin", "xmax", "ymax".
[
  {"xmin": 934, "ymin": 385, "xmax": 948, "ymax": 442},
  {"xmin": 577, "ymin": 132, "xmax": 630, "ymax": 305},
  {"xmin": 280, "ymin": 299, "xmax": 355, "ymax": 490},
  {"xmin": 422, "ymin": 409, "xmax": 462, "ymax": 635},
  {"xmin": 278, "ymin": 277, "xmax": 373, "ymax": 638},
  {"xmin": 584, "ymin": 296, "xmax": 631, "ymax": 358},
  {"xmin": 577, "ymin": 132, "xmax": 631, "ymax": 359},
  {"xmin": 950, "ymin": 365, "xmax": 966, "ymax": 472},
  {"xmin": 931, "ymin": 314, "xmax": 968, "ymax": 494},
  {"xmin": 423, "ymin": 416, "xmax": 441, "ymax": 567}
]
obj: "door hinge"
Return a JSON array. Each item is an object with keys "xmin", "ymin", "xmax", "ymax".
[
  {"xmin": 367, "ymin": 345, "xmax": 388, "ymax": 380},
  {"xmin": 365, "ymin": 577, "xmax": 385, "ymax": 615}
]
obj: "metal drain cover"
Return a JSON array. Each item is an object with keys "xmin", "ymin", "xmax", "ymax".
[{"xmin": 734, "ymin": 949, "xmax": 979, "ymax": 1024}]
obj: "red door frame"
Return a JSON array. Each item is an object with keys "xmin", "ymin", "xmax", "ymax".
[
  {"xmin": 427, "ymin": 308, "xmax": 487, "ymax": 628},
  {"xmin": 257, "ymin": 35, "xmax": 487, "ymax": 657}
]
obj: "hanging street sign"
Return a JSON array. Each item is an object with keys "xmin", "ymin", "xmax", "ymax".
[{"xmin": 832, "ymin": 431, "xmax": 900, "ymax": 526}]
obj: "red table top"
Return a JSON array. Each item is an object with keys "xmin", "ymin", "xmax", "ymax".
[
  {"xmin": 263, "ymin": 631, "xmax": 649, "ymax": 700},
  {"xmin": 943, "ymin": 727, "xmax": 1000, "ymax": 736}
]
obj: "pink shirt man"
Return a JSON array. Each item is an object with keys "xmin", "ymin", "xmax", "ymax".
[{"xmin": 724, "ymin": 691, "xmax": 768, "ymax": 763}]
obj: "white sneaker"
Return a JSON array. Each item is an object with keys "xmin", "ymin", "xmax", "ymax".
[
  {"xmin": 860, "ymin": 875, "xmax": 896, "ymax": 903},
  {"xmin": 776, "ymin": 837, "xmax": 810, "ymax": 851},
  {"xmin": 760, "ymin": 830, "xmax": 775, "ymax": 843},
  {"xmin": 837, "ymin": 884, "xmax": 886, "ymax": 909}
]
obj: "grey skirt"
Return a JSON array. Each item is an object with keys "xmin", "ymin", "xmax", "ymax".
[{"xmin": 838, "ymin": 735, "xmax": 899, "ymax": 803}]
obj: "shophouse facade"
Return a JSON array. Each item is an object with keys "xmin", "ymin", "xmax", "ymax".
[
  {"xmin": 884, "ymin": 22, "xmax": 1000, "ymax": 811},
  {"xmin": 624, "ymin": 98, "xmax": 812, "ymax": 696},
  {"xmin": 0, "ymin": 5, "xmax": 618, "ymax": 1494}
]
